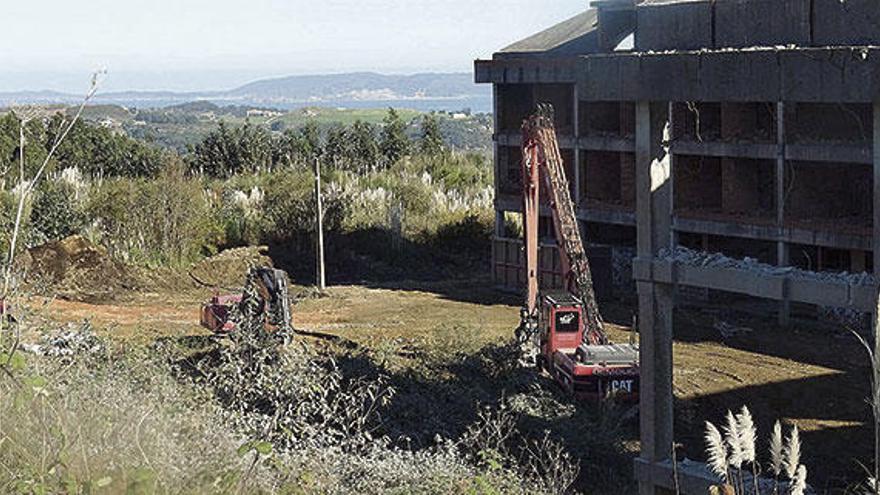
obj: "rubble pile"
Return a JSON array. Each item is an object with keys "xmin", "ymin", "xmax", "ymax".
[
  {"xmin": 22, "ymin": 323, "xmax": 104, "ymax": 357},
  {"xmin": 659, "ymin": 247, "xmax": 876, "ymax": 287}
]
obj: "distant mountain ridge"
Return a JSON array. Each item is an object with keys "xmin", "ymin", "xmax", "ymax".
[{"xmin": 0, "ymin": 72, "xmax": 490, "ymax": 113}]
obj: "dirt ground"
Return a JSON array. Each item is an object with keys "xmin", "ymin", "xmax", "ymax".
[{"xmin": 30, "ymin": 269, "xmax": 874, "ymax": 492}]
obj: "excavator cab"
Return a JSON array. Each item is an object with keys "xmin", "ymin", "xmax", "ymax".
[
  {"xmin": 539, "ymin": 292, "xmax": 587, "ymax": 357},
  {"xmin": 537, "ymin": 291, "xmax": 639, "ymax": 399}
]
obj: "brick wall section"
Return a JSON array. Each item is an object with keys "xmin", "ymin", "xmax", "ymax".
[
  {"xmin": 786, "ymin": 162, "xmax": 872, "ymax": 222},
  {"xmin": 721, "ymin": 158, "xmax": 761, "ymax": 214},
  {"xmin": 620, "ymin": 152, "xmax": 636, "ymax": 207},
  {"xmin": 674, "ymin": 156, "xmax": 722, "ymax": 211},
  {"xmin": 583, "ymin": 151, "xmax": 622, "ymax": 203},
  {"xmin": 721, "ymin": 103, "xmax": 757, "ymax": 141}
]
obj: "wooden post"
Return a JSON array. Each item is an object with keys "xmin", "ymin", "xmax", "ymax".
[{"xmin": 315, "ymin": 157, "xmax": 326, "ymax": 291}]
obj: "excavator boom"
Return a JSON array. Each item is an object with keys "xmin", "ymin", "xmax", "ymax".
[{"xmin": 521, "ymin": 105, "xmax": 608, "ymax": 346}]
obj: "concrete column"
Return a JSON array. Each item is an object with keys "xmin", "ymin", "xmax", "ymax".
[
  {"xmin": 873, "ymin": 102, "xmax": 880, "ymax": 356},
  {"xmin": 573, "ymin": 85, "xmax": 582, "ymax": 205},
  {"xmin": 492, "ymin": 85, "xmax": 503, "ymax": 284},
  {"xmin": 492, "ymin": 210, "xmax": 504, "ymax": 287},
  {"xmin": 776, "ymin": 102, "xmax": 791, "ymax": 327},
  {"xmin": 494, "ymin": 210, "xmax": 505, "ymax": 237},
  {"xmin": 777, "ymin": 242, "xmax": 791, "ymax": 327},
  {"xmin": 635, "ymin": 101, "xmax": 674, "ymax": 495},
  {"xmin": 636, "ymin": 102, "xmax": 673, "ymax": 255}
]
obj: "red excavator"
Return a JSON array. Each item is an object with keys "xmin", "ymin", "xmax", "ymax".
[
  {"xmin": 200, "ymin": 266, "xmax": 292, "ymax": 335},
  {"xmin": 516, "ymin": 105, "xmax": 639, "ymax": 400}
]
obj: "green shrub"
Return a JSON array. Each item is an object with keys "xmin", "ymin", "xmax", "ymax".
[
  {"xmin": 30, "ymin": 180, "xmax": 86, "ymax": 244},
  {"xmin": 416, "ymin": 152, "xmax": 492, "ymax": 193},
  {"xmin": 0, "ymin": 189, "xmax": 29, "ymax": 259},
  {"xmin": 260, "ymin": 169, "xmax": 347, "ymax": 242},
  {"xmin": 87, "ymin": 162, "xmax": 221, "ymax": 266}
]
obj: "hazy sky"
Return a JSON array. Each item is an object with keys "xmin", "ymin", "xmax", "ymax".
[{"xmin": 1, "ymin": 0, "xmax": 587, "ymax": 93}]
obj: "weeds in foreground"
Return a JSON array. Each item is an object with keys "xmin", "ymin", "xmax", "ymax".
[
  {"xmin": 704, "ymin": 405, "xmax": 807, "ymax": 495},
  {"xmin": 1, "ymin": 308, "xmax": 604, "ymax": 494}
]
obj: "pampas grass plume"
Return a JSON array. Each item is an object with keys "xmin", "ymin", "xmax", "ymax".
[
  {"xmin": 737, "ymin": 405, "xmax": 757, "ymax": 464},
  {"xmin": 790, "ymin": 464, "xmax": 807, "ymax": 495},
  {"xmin": 769, "ymin": 420, "xmax": 784, "ymax": 477},
  {"xmin": 784, "ymin": 425, "xmax": 801, "ymax": 480},
  {"xmin": 725, "ymin": 410, "xmax": 744, "ymax": 469},
  {"xmin": 705, "ymin": 421, "xmax": 729, "ymax": 483}
]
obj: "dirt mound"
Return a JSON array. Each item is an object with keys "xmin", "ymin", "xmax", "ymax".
[
  {"xmin": 27, "ymin": 235, "xmax": 137, "ymax": 302},
  {"xmin": 188, "ymin": 246, "xmax": 274, "ymax": 290}
]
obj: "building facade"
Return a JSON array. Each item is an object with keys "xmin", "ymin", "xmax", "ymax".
[{"xmin": 476, "ymin": 0, "xmax": 880, "ymax": 493}]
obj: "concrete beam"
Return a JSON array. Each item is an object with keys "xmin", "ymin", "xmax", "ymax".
[
  {"xmin": 645, "ymin": 258, "xmax": 875, "ymax": 312},
  {"xmin": 474, "ymin": 58, "xmax": 579, "ymax": 85},
  {"xmin": 670, "ymin": 140, "xmax": 777, "ymax": 161},
  {"xmin": 785, "ymin": 143, "xmax": 873, "ymax": 165},
  {"xmin": 495, "ymin": 196, "xmax": 637, "ymax": 226},
  {"xmin": 578, "ymin": 136, "xmax": 636, "ymax": 153},
  {"xmin": 635, "ymin": 0, "xmax": 713, "ymax": 52},
  {"xmin": 672, "ymin": 216, "xmax": 872, "ymax": 251},
  {"xmin": 496, "ymin": 131, "xmax": 576, "ymax": 150},
  {"xmin": 578, "ymin": 48, "xmax": 880, "ymax": 103},
  {"xmin": 579, "ymin": 207, "xmax": 637, "ymax": 227},
  {"xmin": 813, "ymin": 0, "xmax": 880, "ymax": 47}
]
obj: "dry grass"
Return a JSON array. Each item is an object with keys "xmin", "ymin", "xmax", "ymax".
[{"xmin": 0, "ymin": 342, "xmax": 248, "ymax": 494}]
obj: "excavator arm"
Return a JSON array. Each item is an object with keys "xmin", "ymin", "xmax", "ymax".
[{"xmin": 520, "ymin": 105, "xmax": 608, "ymax": 346}]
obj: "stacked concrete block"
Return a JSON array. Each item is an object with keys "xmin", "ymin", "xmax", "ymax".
[
  {"xmin": 812, "ymin": 0, "xmax": 880, "ymax": 46},
  {"xmin": 636, "ymin": 0, "xmax": 713, "ymax": 51},
  {"xmin": 714, "ymin": 0, "xmax": 811, "ymax": 48}
]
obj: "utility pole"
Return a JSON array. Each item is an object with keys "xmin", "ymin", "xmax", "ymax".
[{"xmin": 314, "ymin": 157, "xmax": 326, "ymax": 291}]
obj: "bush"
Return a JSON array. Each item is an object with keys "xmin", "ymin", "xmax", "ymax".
[
  {"xmin": 30, "ymin": 180, "xmax": 86, "ymax": 244},
  {"xmin": 86, "ymin": 161, "xmax": 221, "ymax": 266},
  {"xmin": 259, "ymin": 169, "xmax": 347, "ymax": 242}
]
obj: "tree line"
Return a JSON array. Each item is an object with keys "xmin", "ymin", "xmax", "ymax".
[
  {"xmin": 191, "ymin": 109, "xmax": 446, "ymax": 177},
  {"xmin": 0, "ymin": 108, "xmax": 450, "ymax": 181},
  {"xmin": 0, "ymin": 113, "xmax": 165, "ymax": 179}
]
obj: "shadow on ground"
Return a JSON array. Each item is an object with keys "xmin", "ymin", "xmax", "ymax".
[
  {"xmin": 670, "ymin": 303, "xmax": 873, "ymax": 493},
  {"xmin": 162, "ymin": 330, "xmax": 640, "ymax": 494},
  {"xmin": 264, "ymin": 220, "xmax": 508, "ymax": 306}
]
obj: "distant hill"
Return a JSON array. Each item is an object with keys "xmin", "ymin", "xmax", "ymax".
[
  {"xmin": 229, "ymin": 72, "xmax": 479, "ymax": 99},
  {"xmin": 0, "ymin": 72, "xmax": 490, "ymax": 113}
]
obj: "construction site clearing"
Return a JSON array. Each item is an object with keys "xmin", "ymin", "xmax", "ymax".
[{"xmin": 13, "ymin": 237, "xmax": 871, "ymax": 491}]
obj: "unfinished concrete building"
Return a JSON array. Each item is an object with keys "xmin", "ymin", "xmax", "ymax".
[{"xmin": 476, "ymin": 0, "xmax": 880, "ymax": 492}]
